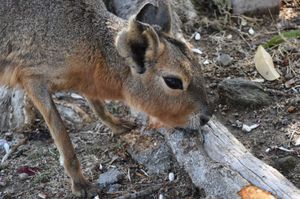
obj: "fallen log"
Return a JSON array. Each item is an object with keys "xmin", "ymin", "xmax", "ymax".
[{"xmin": 161, "ymin": 116, "xmax": 300, "ymax": 199}]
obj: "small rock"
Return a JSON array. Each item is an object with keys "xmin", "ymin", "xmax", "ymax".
[
  {"xmin": 0, "ymin": 139, "xmax": 10, "ymax": 154},
  {"xmin": 285, "ymin": 79, "xmax": 296, "ymax": 88},
  {"xmin": 241, "ymin": 18, "xmax": 247, "ymax": 26},
  {"xmin": 98, "ymin": 168, "xmax": 124, "ymax": 188},
  {"xmin": 236, "ymin": 120, "xmax": 243, "ymax": 128},
  {"xmin": 218, "ymin": 78, "xmax": 271, "ymax": 107},
  {"xmin": 216, "ymin": 54, "xmax": 233, "ymax": 67},
  {"xmin": 108, "ymin": 184, "xmax": 122, "ymax": 193},
  {"xmin": 275, "ymin": 156, "xmax": 298, "ymax": 173},
  {"xmin": 18, "ymin": 173, "xmax": 29, "ymax": 180},
  {"xmin": 233, "ymin": 113, "xmax": 239, "ymax": 117},
  {"xmin": 38, "ymin": 193, "xmax": 47, "ymax": 199},
  {"xmin": 168, "ymin": 172, "xmax": 175, "ymax": 182},
  {"xmin": 159, "ymin": 193, "xmax": 165, "ymax": 199},
  {"xmin": 194, "ymin": 32, "xmax": 201, "ymax": 40},
  {"xmin": 242, "ymin": 124, "xmax": 260, "ymax": 133},
  {"xmin": 226, "ymin": 34, "xmax": 233, "ymax": 39},
  {"xmin": 248, "ymin": 27, "xmax": 255, "ymax": 35},
  {"xmin": 265, "ymin": 148, "xmax": 271, "ymax": 153},
  {"xmin": 125, "ymin": 132, "xmax": 172, "ymax": 175},
  {"xmin": 191, "ymin": 48, "xmax": 203, "ymax": 55},
  {"xmin": 203, "ymin": 60, "xmax": 210, "ymax": 65},
  {"xmin": 288, "ymin": 106, "xmax": 297, "ymax": 113}
]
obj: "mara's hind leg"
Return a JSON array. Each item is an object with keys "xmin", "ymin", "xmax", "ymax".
[{"xmin": 20, "ymin": 69, "xmax": 100, "ymax": 197}]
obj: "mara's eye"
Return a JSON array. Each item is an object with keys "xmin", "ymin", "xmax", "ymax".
[{"xmin": 163, "ymin": 76, "xmax": 183, "ymax": 90}]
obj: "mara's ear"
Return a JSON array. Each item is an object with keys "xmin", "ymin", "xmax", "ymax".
[
  {"xmin": 136, "ymin": 2, "xmax": 172, "ymax": 34},
  {"xmin": 116, "ymin": 18, "xmax": 162, "ymax": 74}
]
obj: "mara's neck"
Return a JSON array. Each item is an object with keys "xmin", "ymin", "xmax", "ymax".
[{"xmin": 90, "ymin": 13, "xmax": 131, "ymax": 100}]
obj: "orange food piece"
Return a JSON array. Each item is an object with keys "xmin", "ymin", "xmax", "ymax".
[{"xmin": 239, "ymin": 185, "xmax": 277, "ymax": 199}]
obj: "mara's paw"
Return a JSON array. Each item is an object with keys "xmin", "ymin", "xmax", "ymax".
[
  {"xmin": 112, "ymin": 119, "xmax": 137, "ymax": 136},
  {"xmin": 72, "ymin": 180, "xmax": 101, "ymax": 198}
]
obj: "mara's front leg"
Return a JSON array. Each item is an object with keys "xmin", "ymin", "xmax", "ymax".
[
  {"xmin": 86, "ymin": 98, "xmax": 136, "ymax": 135},
  {"xmin": 21, "ymin": 70, "xmax": 100, "ymax": 198}
]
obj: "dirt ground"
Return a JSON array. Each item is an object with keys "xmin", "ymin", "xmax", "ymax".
[{"xmin": 0, "ymin": 1, "xmax": 299, "ymax": 199}]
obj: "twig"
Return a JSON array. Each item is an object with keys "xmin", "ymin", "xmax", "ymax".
[
  {"xmin": 1, "ymin": 138, "xmax": 28, "ymax": 164},
  {"xmin": 228, "ymin": 27, "xmax": 252, "ymax": 49},
  {"xmin": 265, "ymin": 88, "xmax": 293, "ymax": 97},
  {"xmin": 114, "ymin": 184, "xmax": 162, "ymax": 199}
]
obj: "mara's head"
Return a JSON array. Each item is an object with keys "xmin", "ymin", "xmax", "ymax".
[{"xmin": 116, "ymin": 2, "xmax": 211, "ymax": 127}]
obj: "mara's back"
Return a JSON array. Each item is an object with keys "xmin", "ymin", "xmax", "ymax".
[{"xmin": 0, "ymin": 0, "xmax": 117, "ymax": 69}]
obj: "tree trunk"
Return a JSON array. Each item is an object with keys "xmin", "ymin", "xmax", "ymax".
[
  {"xmin": 0, "ymin": 87, "xmax": 26, "ymax": 131},
  {"xmin": 105, "ymin": 0, "xmax": 198, "ymax": 39},
  {"xmin": 231, "ymin": 0, "xmax": 281, "ymax": 15}
]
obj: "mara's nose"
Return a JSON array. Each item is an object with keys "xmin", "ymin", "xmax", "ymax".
[
  {"xmin": 200, "ymin": 114, "xmax": 211, "ymax": 126},
  {"xmin": 199, "ymin": 103, "xmax": 213, "ymax": 126}
]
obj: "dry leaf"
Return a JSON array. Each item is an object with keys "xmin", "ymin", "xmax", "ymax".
[
  {"xmin": 239, "ymin": 185, "xmax": 277, "ymax": 199},
  {"xmin": 254, "ymin": 45, "xmax": 280, "ymax": 81}
]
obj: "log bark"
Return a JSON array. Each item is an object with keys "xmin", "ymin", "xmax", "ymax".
[
  {"xmin": 161, "ymin": 116, "xmax": 300, "ymax": 199},
  {"xmin": 231, "ymin": 0, "xmax": 281, "ymax": 15},
  {"xmin": 194, "ymin": 0, "xmax": 281, "ymax": 15},
  {"xmin": 0, "ymin": 87, "xmax": 26, "ymax": 131}
]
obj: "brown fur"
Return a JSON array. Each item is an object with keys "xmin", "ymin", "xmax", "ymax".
[{"xmin": 0, "ymin": 0, "xmax": 211, "ymax": 197}]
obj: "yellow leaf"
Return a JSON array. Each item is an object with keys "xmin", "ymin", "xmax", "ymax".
[{"xmin": 254, "ymin": 45, "xmax": 280, "ymax": 81}]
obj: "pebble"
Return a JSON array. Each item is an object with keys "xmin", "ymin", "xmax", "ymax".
[
  {"xmin": 248, "ymin": 27, "xmax": 255, "ymax": 35},
  {"xmin": 241, "ymin": 18, "xmax": 247, "ymax": 26},
  {"xmin": 98, "ymin": 168, "xmax": 124, "ymax": 188},
  {"xmin": 38, "ymin": 193, "xmax": 47, "ymax": 199},
  {"xmin": 216, "ymin": 54, "xmax": 233, "ymax": 67},
  {"xmin": 236, "ymin": 120, "xmax": 243, "ymax": 128},
  {"xmin": 18, "ymin": 173, "xmax": 29, "ymax": 180},
  {"xmin": 194, "ymin": 32, "xmax": 201, "ymax": 41},
  {"xmin": 203, "ymin": 60, "xmax": 210, "ymax": 65},
  {"xmin": 191, "ymin": 48, "xmax": 203, "ymax": 55},
  {"xmin": 159, "ymin": 193, "xmax": 165, "ymax": 199},
  {"xmin": 108, "ymin": 184, "xmax": 122, "ymax": 193},
  {"xmin": 99, "ymin": 163, "xmax": 103, "ymax": 171},
  {"xmin": 218, "ymin": 78, "xmax": 271, "ymax": 107},
  {"xmin": 242, "ymin": 124, "xmax": 260, "ymax": 133},
  {"xmin": 168, "ymin": 172, "xmax": 175, "ymax": 182},
  {"xmin": 226, "ymin": 34, "xmax": 233, "ymax": 39},
  {"xmin": 285, "ymin": 79, "xmax": 295, "ymax": 88}
]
